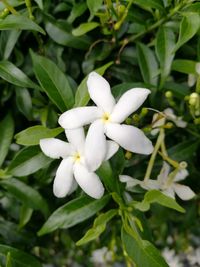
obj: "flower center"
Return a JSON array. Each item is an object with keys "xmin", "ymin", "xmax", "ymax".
[
  {"xmin": 102, "ymin": 112, "xmax": 110, "ymax": 123},
  {"xmin": 73, "ymin": 152, "xmax": 81, "ymax": 163}
]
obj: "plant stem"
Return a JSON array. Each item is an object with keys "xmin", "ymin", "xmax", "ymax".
[{"xmin": 1, "ymin": 0, "xmax": 18, "ymax": 14}]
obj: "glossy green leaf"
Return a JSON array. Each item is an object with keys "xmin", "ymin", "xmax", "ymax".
[
  {"xmin": 16, "ymin": 89, "xmax": 32, "ymax": 120},
  {"xmin": 74, "ymin": 61, "xmax": 113, "ymax": 107},
  {"xmin": 0, "ymin": 60, "xmax": 40, "ymax": 89},
  {"xmin": 174, "ymin": 13, "xmax": 200, "ymax": 52},
  {"xmin": 137, "ymin": 43, "xmax": 158, "ymax": 86},
  {"xmin": 76, "ymin": 209, "xmax": 117, "ymax": 245},
  {"xmin": 15, "ymin": 125, "xmax": 63, "ymax": 146},
  {"xmin": 0, "ymin": 178, "xmax": 49, "ymax": 216},
  {"xmin": 0, "ymin": 113, "xmax": 14, "ymax": 168},
  {"xmin": 171, "ymin": 59, "xmax": 197, "ymax": 74},
  {"xmin": 134, "ymin": 190, "xmax": 185, "ymax": 213},
  {"xmin": 38, "ymin": 194, "xmax": 110, "ymax": 236},
  {"xmin": 30, "ymin": 50, "xmax": 74, "ymax": 112},
  {"xmin": 0, "ymin": 245, "xmax": 42, "ymax": 267},
  {"xmin": 156, "ymin": 26, "xmax": 175, "ymax": 86},
  {"xmin": 0, "ymin": 14, "xmax": 45, "ymax": 34},
  {"xmin": 122, "ymin": 228, "xmax": 169, "ymax": 267},
  {"xmin": 6, "ymin": 146, "xmax": 52, "ymax": 177},
  {"xmin": 72, "ymin": 22, "xmax": 99, "ymax": 36},
  {"xmin": 45, "ymin": 21, "xmax": 91, "ymax": 50}
]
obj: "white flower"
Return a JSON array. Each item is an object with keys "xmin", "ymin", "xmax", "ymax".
[
  {"xmin": 90, "ymin": 247, "xmax": 112, "ymax": 265},
  {"xmin": 151, "ymin": 108, "xmax": 187, "ymax": 135},
  {"xmin": 40, "ymin": 128, "xmax": 119, "ymax": 199},
  {"xmin": 187, "ymin": 247, "xmax": 200, "ymax": 265},
  {"xmin": 162, "ymin": 248, "xmax": 183, "ymax": 267},
  {"xmin": 157, "ymin": 161, "xmax": 195, "ymax": 200},
  {"xmin": 59, "ymin": 72, "xmax": 153, "ymax": 171},
  {"xmin": 119, "ymin": 175, "xmax": 159, "ymax": 191}
]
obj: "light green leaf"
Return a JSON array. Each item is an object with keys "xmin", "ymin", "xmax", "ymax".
[
  {"xmin": 174, "ymin": 13, "xmax": 200, "ymax": 52},
  {"xmin": 0, "ymin": 60, "xmax": 40, "ymax": 89},
  {"xmin": 72, "ymin": 22, "xmax": 99, "ymax": 36},
  {"xmin": 171, "ymin": 59, "xmax": 197, "ymax": 74},
  {"xmin": 0, "ymin": 178, "xmax": 49, "ymax": 216},
  {"xmin": 76, "ymin": 209, "xmax": 117, "ymax": 245},
  {"xmin": 6, "ymin": 146, "xmax": 52, "ymax": 177},
  {"xmin": 0, "ymin": 14, "xmax": 45, "ymax": 34},
  {"xmin": 134, "ymin": 190, "xmax": 185, "ymax": 213},
  {"xmin": 134, "ymin": 0, "xmax": 164, "ymax": 10},
  {"xmin": 0, "ymin": 245, "xmax": 42, "ymax": 267},
  {"xmin": 15, "ymin": 125, "xmax": 63, "ymax": 146},
  {"xmin": 74, "ymin": 61, "xmax": 113, "ymax": 107},
  {"xmin": 34, "ymin": 0, "xmax": 43, "ymax": 9},
  {"xmin": 137, "ymin": 43, "xmax": 158, "ymax": 86},
  {"xmin": 6, "ymin": 252, "xmax": 12, "ymax": 267},
  {"xmin": 156, "ymin": 26, "xmax": 175, "ymax": 86},
  {"xmin": 87, "ymin": 0, "xmax": 103, "ymax": 19},
  {"xmin": 122, "ymin": 228, "xmax": 169, "ymax": 267},
  {"xmin": 0, "ymin": 114, "xmax": 14, "ymax": 168},
  {"xmin": 38, "ymin": 194, "xmax": 110, "ymax": 236},
  {"xmin": 30, "ymin": 50, "xmax": 74, "ymax": 112}
]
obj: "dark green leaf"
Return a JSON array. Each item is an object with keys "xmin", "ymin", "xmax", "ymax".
[
  {"xmin": 171, "ymin": 59, "xmax": 197, "ymax": 74},
  {"xmin": 1, "ymin": 30, "xmax": 21, "ymax": 60},
  {"xmin": 168, "ymin": 140, "xmax": 199, "ymax": 161},
  {"xmin": 67, "ymin": 2, "xmax": 87, "ymax": 23},
  {"xmin": 19, "ymin": 205, "xmax": 33, "ymax": 229},
  {"xmin": 0, "ymin": 113, "xmax": 14, "ymax": 168},
  {"xmin": 7, "ymin": 146, "xmax": 52, "ymax": 177},
  {"xmin": 38, "ymin": 194, "xmax": 110, "ymax": 236},
  {"xmin": 16, "ymin": 89, "xmax": 32, "ymax": 120},
  {"xmin": 30, "ymin": 50, "xmax": 74, "ymax": 112},
  {"xmin": 134, "ymin": 0, "xmax": 164, "ymax": 10},
  {"xmin": 0, "ymin": 178, "xmax": 49, "ymax": 216},
  {"xmin": 0, "ymin": 14, "xmax": 45, "ymax": 34},
  {"xmin": 15, "ymin": 125, "xmax": 63, "ymax": 146}
]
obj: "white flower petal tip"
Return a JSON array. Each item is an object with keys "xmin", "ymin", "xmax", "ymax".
[
  {"xmin": 87, "ymin": 71, "xmax": 115, "ymax": 113},
  {"xmin": 53, "ymin": 158, "xmax": 74, "ymax": 198},
  {"xmin": 174, "ymin": 184, "xmax": 195, "ymax": 201},
  {"xmin": 74, "ymin": 164, "xmax": 104, "ymax": 199},
  {"xmin": 111, "ymin": 88, "xmax": 151, "ymax": 123},
  {"xmin": 40, "ymin": 138, "xmax": 72, "ymax": 159},
  {"xmin": 58, "ymin": 107, "xmax": 100, "ymax": 129},
  {"xmin": 105, "ymin": 141, "xmax": 119, "ymax": 161}
]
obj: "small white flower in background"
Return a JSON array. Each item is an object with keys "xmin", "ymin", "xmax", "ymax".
[
  {"xmin": 59, "ymin": 72, "xmax": 153, "ymax": 171},
  {"xmin": 157, "ymin": 161, "xmax": 195, "ymax": 200},
  {"xmin": 151, "ymin": 108, "xmax": 187, "ymax": 135},
  {"xmin": 188, "ymin": 62, "xmax": 200, "ymax": 87},
  {"xmin": 40, "ymin": 128, "xmax": 119, "ymax": 199},
  {"xmin": 90, "ymin": 247, "xmax": 112, "ymax": 265},
  {"xmin": 162, "ymin": 248, "xmax": 183, "ymax": 267},
  {"xmin": 187, "ymin": 247, "xmax": 200, "ymax": 266}
]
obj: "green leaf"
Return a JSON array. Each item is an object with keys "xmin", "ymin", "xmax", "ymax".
[
  {"xmin": 45, "ymin": 21, "xmax": 91, "ymax": 50},
  {"xmin": 134, "ymin": 0, "xmax": 164, "ymax": 10},
  {"xmin": 74, "ymin": 61, "xmax": 113, "ymax": 107},
  {"xmin": 6, "ymin": 146, "xmax": 52, "ymax": 177},
  {"xmin": 19, "ymin": 205, "xmax": 33, "ymax": 229},
  {"xmin": 15, "ymin": 125, "xmax": 63, "ymax": 146},
  {"xmin": 137, "ymin": 43, "xmax": 158, "ymax": 86},
  {"xmin": 38, "ymin": 194, "xmax": 110, "ymax": 236},
  {"xmin": 0, "ymin": 113, "xmax": 14, "ymax": 168},
  {"xmin": 171, "ymin": 59, "xmax": 197, "ymax": 74},
  {"xmin": 30, "ymin": 50, "xmax": 74, "ymax": 112},
  {"xmin": 122, "ymin": 228, "xmax": 169, "ymax": 267},
  {"xmin": 87, "ymin": 0, "xmax": 103, "ymax": 19},
  {"xmin": 156, "ymin": 26, "xmax": 175, "ymax": 86},
  {"xmin": 174, "ymin": 13, "xmax": 200, "ymax": 52},
  {"xmin": 0, "ymin": 60, "xmax": 40, "ymax": 89},
  {"xmin": 0, "ymin": 245, "xmax": 42, "ymax": 267},
  {"xmin": 67, "ymin": 2, "xmax": 87, "ymax": 23},
  {"xmin": 164, "ymin": 82, "xmax": 189, "ymax": 98},
  {"xmin": 76, "ymin": 209, "xmax": 117, "ymax": 245},
  {"xmin": 16, "ymin": 89, "xmax": 32, "ymax": 120},
  {"xmin": 0, "ymin": 30, "xmax": 21, "ymax": 60},
  {"xmin": 168, "ymin": 140, "xmax": 199, "ymax": 161},
  {"xmin": 134, "ymin": 190, "xmax": 185, "ymax": 213},
  {"xmin": 34, "ymin": 0, "xmax": 43, "ymax": 9},
  {"xmin": 6, "ymin": 252, "xmax": 12, "ymax": 267},
  {"xmin": 0, "ymin": 178, "xmax": 49, "ymax": 216},
  {"xmin": 0, "ymin": 14, "xmax": 45, "ymax": 34},
  {"xmin": 72, "ymin": 22, "xmax": 100, "ymax": 36}
]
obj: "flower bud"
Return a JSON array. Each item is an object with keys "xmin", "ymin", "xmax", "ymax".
[
  {"xmin": 189, "ymin": 92, "xmax": 199, "ymax": 106},
  {"xmin": 179, "ymin": 161, "xmax": 187, "ymax": 169},
  {"xmin": 125, "ymin": 151, "xmax": 132, "ymax": 159},
  {"xmin": 165, "ymin": 91, "xmax": 173, "ymax": 98},
  {"xmin": 140, "ymin": 107, "xmax": 148, "ymax": 117},
  {"xmin": 164, "ymin": 122, "xmax": 173, "ymax": 129}
]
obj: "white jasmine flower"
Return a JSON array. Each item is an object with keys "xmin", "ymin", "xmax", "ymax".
[
  {"xmin": 157, "ymin": 161, "xmax": 195, "ymax": 200},
  {"xmin": 187, "ymin": 247, "xmax": 200, "ymax": 265},
  {"xmin": 162, "ymin": 248, "xmax": 183, "ymax": 267},
  {"xmin": 91, "ymin": 247, "xmax": 112, "ymax": 265},
  {"xmin": 119, "ymin": 175, "xmax": 159, "ymax": 191},
  {"xmin": 59, "ymin": 72, "xmax": 153, "ymax": 171},
  {"xmin": 151, "ymin": 108, "xmax": 187, "ymax": 135},
  {"xmin": 40, "ymin": 128, "xmax": 119, "ymax": 199}
]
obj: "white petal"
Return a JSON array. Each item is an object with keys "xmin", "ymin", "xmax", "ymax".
[
  {"xmin": 162, "ymin": 187, "xmax": 175, "ymax": 199},
  {"xmin": 65, "ymin": 128, "xmax": 85, "ymax": 152},
  {"xmin": 106, "ymin": 123, "xmax": 153, "ymax": 155},
  {"xmin": 40, "ymin": 138, "xmax": 72, "ymax": 159},
  {"xmin": 104, "ymin": 141, "xmax": 119, "ymax": 161},
  {"xmin": 87, "ymin": 72, "xmax": 116, "ymax": 113},
  {"xmin": 174, "ymin": 118, "xmax": 187, "ymax": 128},
  {"xmin": 174, "ymin": 168, "xmax": 189, "ymax": 182},
  {"xmin": 157, "ymin": 161, "xmax": 170, "ymax": 184},
  {"xmin": 141, "ymin": 179, "xmax": 160, "ymax": 190},
  {"xmin": 174, "ymin": 184, "xmax": 195, "ymax": 200},
  {"xmin": 58, "ymin": 107, "xmax": 101, "ymax": 129},
  {"xmin": 119, "ymin": 175, "xmax": 141, "ymax": 188},
  {"xmin": 53, "ymin": 158, "xmax": 74, "ymax": 198},
  {"xmin": 84, "ymin": 120, "xmax": 107, "ymax": 171},
  {"xmin": 111, "ymin": 88, "xmax": 150, "ymax": 123},
  {"xmin": 73, "ymin": 164, "xmax": 104, "ymax": 199}
]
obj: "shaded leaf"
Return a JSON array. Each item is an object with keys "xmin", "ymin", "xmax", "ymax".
[{"xmin": 72, "ymin": 22, "xmax": 99, "ymax": 36}]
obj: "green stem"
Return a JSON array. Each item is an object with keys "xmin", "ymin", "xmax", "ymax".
[{"xmin": 1, "ymin": 0, "xmax": 18, "ymax": 14}]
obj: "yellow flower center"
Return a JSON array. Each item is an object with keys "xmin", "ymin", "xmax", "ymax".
[
  {"xmin": 73, "ymin": 152, "xmax": 81, "ymax": 163},
  {"xmin": 102, "ymin": 112, "xmax": 110, "ymax": 123}
]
